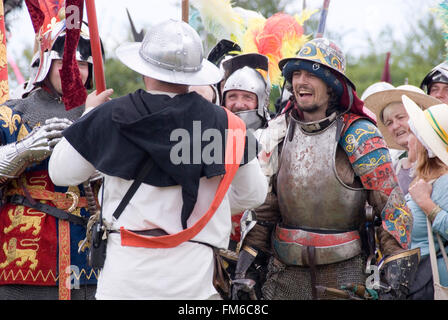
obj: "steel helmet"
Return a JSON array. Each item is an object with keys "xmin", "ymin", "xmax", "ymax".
[
  {"xmin": 420, "ymin": 62, "xmax": 448, "ymax": 94},
  {"xmin": 116, "ymin": 19, "xmax": 222, "ymax": 86},
  {"xmin": 279, "ymin": 38, "xmax": 355, "ymax": 96}
]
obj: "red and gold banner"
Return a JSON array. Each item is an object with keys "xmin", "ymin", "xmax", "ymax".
[
  {"xmin": 0, "ymin": 1, "xmax": 9, "ymax": 104},
  {"xmin": 0, "ymin": 171, "xmax": 58, "ymax": 286}
]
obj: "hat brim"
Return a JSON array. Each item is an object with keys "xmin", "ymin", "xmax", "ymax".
[
  {"xmin": 402, "ymin": 95, "xmax": 448, "ymax": 166},
  {"xmin": 116, "ymin": 42, "xmax": 223, "ymax": 86},
  {"xmin": 364, "ymin": 90, "xmax": 441, "ymax": 150}
]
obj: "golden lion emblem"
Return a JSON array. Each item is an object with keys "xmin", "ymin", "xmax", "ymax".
[
  {"xmin": 0, "ymin": 238, "xmax": 40, "ymax": 270},
  {"xmin": 4, "ymin": 206, "xmax": 45, "ymax": 236}
]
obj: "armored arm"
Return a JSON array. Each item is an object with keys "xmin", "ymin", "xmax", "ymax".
[
  {"xmin": 0, "ymin": 117, "xmax": 72, "ymax": 184},
  {"xmin": 231, "ymin": 191, "xmax": 280, "ymax": 300},
  {"xmin": 339, "ymin": 116, "xmax": 412, "ymax": 251},
  {"xmin": 339, "ymin": 115, "xmax": 417, "ymax": 300}
]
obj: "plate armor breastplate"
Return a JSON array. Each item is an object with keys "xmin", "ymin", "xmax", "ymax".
[{"xmin": 276, "ymin": 116, "xmax": 367, "ymax": 232}]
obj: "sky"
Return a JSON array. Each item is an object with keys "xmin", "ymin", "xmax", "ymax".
[{"xmin": 4, "ymin": 0, "xmax": 444, "ymax": 83}]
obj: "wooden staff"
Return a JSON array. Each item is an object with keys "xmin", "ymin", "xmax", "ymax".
[
  {"xmin": 182, "ymin": 0, "xmax": 189, "ymax": 23},
  {"xmin": 316, "ymin": 0, "xmax": 330, "ymax": 38},
  {"xmin": 85, "ymin": 0, "xmax": 106, "ymax": 93},
  {"xmin": 0, "ymin": 1, "xmax": 9, "ymax": 103}
]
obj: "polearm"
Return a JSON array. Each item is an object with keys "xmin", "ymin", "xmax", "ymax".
[
  {"xmin": 182, "ymin": 0, "xmax": 189, "ymax": 23},
  {"xmin": 126, "ymin": 8, "xmax": 144, "ymax": 42},
  {"xmin": 85, "ymin": 0, "xmax": 106, "ymax": 93},
  {"xmin": 0, "ymin": 1, "xmax": 9, "ymax": 103},
  {"xmin": 82, "ymin": 0, "xmax": 104, "ymax": 253},
  {"xmin": 315, "ymin": 0, "xmax": 330, "ymax": 38}
]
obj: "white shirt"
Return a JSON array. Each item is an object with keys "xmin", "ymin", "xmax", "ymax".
[{"xmin": 48, "ymin": 98, "xmax": 268, "ymax": 299}]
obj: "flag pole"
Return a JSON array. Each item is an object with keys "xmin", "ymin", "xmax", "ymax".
[
  {"xmin": 381, "ymin": 52, "xmax": 391, "ymax": 83},
  {"xmin": 0, "ymin": 1, "xmax": 9, "ymax": 103},
  {"xmin": 316, "ymin": 0, "xmax": 330, "ymax": 38},
  {"xmin": 182, "ymin": 0, "xmax": 189, "ymax": 23},
  {"xmin": 85, "ymin": 0, "xmax": 106, "ymax": 93}
]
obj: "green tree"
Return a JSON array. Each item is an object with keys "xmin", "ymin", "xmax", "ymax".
[
  {"xmin": 345, "ymin": 12, "xmax": 445, "ymax": 96},
  {"xmin": 103, "ymin": 57, "xmax": 143, "ymax": 98},
  {"xmin": 232, "ymin": 0, "xmax": 288, "ymax": 17}
]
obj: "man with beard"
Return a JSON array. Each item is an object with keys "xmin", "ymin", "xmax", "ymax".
[{"xmin": 234, "ymin": 38, "xmax": 420, "ymax": 300}]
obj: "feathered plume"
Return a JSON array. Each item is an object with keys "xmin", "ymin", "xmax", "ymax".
[
  {"xmin": 434, "ymin": 0, "xmax": 448, "ymax": 58},
  {"xmin": 241, "ymin": 12, "xmax": 315, "ymax": 86},
  {"xmin": 190, "ymin": 0, "xmax": 316, "ymax": 86},
  {"xmin": 190, "ymin": 0, "xmax": 245, "ymax": 42}
]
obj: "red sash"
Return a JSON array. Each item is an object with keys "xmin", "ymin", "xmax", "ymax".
[{"xmin": 120, "ymin": 108, "xmax": 247, "ymax": 248}]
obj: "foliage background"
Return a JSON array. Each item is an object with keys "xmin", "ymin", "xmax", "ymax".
[{"xmin": 6, "ymin": 0, "xmax": 447, "ymax": 105}]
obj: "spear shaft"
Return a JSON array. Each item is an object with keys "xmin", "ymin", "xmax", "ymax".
[
  {"xmin": 182, "ymin": 0, "xmax": 189, "ymax": 23},
  {"xmin": 85, "ymin": 0, "xmax": 106, "ymax": 93},
  {"xmin": 0, "ymin": 1, "xmax": 9, "ymax": 103},
  {"xmin": 316, "ymin": 0, "xmax": 330, "ymax": 38}
]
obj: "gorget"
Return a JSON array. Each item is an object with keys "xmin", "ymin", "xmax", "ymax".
[
  {"xmin": 8, "ymin": 88, "xmax": 84, "ymax": 128},
  {"xmin": 276, "ymin": 113, "xmax": 367, "ymax": 232}
]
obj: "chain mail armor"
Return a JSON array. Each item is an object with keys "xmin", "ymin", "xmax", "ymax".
[
  {"xmin": 262, "ymin": 255, "xmax": 366, "ymax": 300},
  {"xmin": 0, "ymin": 87, "xmax": 97, "ymax": 299},
  {"xmin": 0, "ymin": 89, "xmax": 83, "ymax": 185},
  {"xmin": 256, "ymin": 110, "xmax": 414, "ymax": 300},
  {"xmin": 9, "ymin": 89, "xmax": 84, "ymax": 127}
]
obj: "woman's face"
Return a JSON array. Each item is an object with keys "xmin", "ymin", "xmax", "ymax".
[{"xmin": 382, "ymin": 102, "xmax": 410, "ymax": 149}]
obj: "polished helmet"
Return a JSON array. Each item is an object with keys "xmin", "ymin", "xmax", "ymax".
[
  {"xmin": 278, "ymin": 38, "xmax": 354, "ymax": 96},
  {"xmin": 116, "ymin": 19, "xmax": 222, "ymax": 86},
  {"xmin": 30, "ymin": 20, "xmax": 99, "ymax": 91},
  {"xmin": 222, "ymin": 53, "xmax": 271, "ymax": 129},
  {"xmin": 420, "ymin": 62, "xmax": 448, "ymax": 94}
]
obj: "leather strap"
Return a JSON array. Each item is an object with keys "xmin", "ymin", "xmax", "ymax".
[
  {"xmin": 307, "ymin": 245, "xmax": 318, "ymax": 300},
  {"xmin": 9, "ymin": 194, "xmax": 88, "ymax": 226},
  {"xmin": 5, "ymin": 188, "xmax": 89, "ymax": 210},
  {"xmin": 112, "ymin": 158, "xmax": 154, "ymax": 221}
]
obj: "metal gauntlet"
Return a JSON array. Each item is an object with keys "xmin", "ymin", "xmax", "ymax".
[
  {"xmin": 378, "ymin": 248, "xmax": 421, "ymax": 300},
  {"xmin": 0, "ymin": 117, "xmax": 72, "ymax": 182}
]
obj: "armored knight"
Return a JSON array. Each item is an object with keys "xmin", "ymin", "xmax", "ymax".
[
  {"xmin": 214, "ymin": 53, "xmax": 273, "ymax": 299},
  {"xmin": 234, "ymin": 38, "xmax": 420, "ymax": 300},
  {"xmin": 207, "ymin": 39, "xmax": 242, "ymax": 106},
  {"xmin": 221, "ymin": 53, "xmax": 272, "ymax": 131},
  {"xmin": 0, "ymin": 15, "xmax": 102, "ymax": 299},
  {"xmin": 219, "ymin": 53, "xmax": 282, "ymax": 300}
]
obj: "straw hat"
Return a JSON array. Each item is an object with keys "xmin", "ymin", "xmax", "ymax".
[
  {"xmin": 360, "ymin": 82, "xmax": 394, "ymax": 101},
  {"xmin": 402, "ymin": 95, "xmax": 448, "ymax": 166},
  {"xmin": 364, "ymin": 85, "xmax": 441, "ymax": 150}
]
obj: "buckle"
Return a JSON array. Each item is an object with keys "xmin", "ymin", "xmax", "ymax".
[
  {"xmin": 9, "ymin": 194, "xmax": 25, "ymax": 205},
  {"xmin": 65, "ymin": 191, "xmax": 79, "ymax": 213}
]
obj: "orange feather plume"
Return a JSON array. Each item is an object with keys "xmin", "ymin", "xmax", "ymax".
[
  {"xmin": 191, "ymin": 0, "xmax": 316, "ymax": 86},
  {"xmin": 242, "ymin": 12, "xmax": 312, "ymax": 86}
]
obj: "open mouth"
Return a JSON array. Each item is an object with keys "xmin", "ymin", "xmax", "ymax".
[
  {"xmin": 395, "ymin": 130, "xmax": 407, "ymax": 138},
  {"xmin": 298, "ymin": 90, "xmax": 313, "ymax": 99}
]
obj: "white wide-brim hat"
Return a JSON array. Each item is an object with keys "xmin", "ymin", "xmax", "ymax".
[
  {"xmin": 116, "ymin": 19, "xmax": 223, "ymax": 86},
  {"xmin": 402, "ymin": 95, "xmax": 448, "ymax": 166},
  {"xmin": 364, "ymin": 85, "xmax": 441, "ymax": 150}
]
